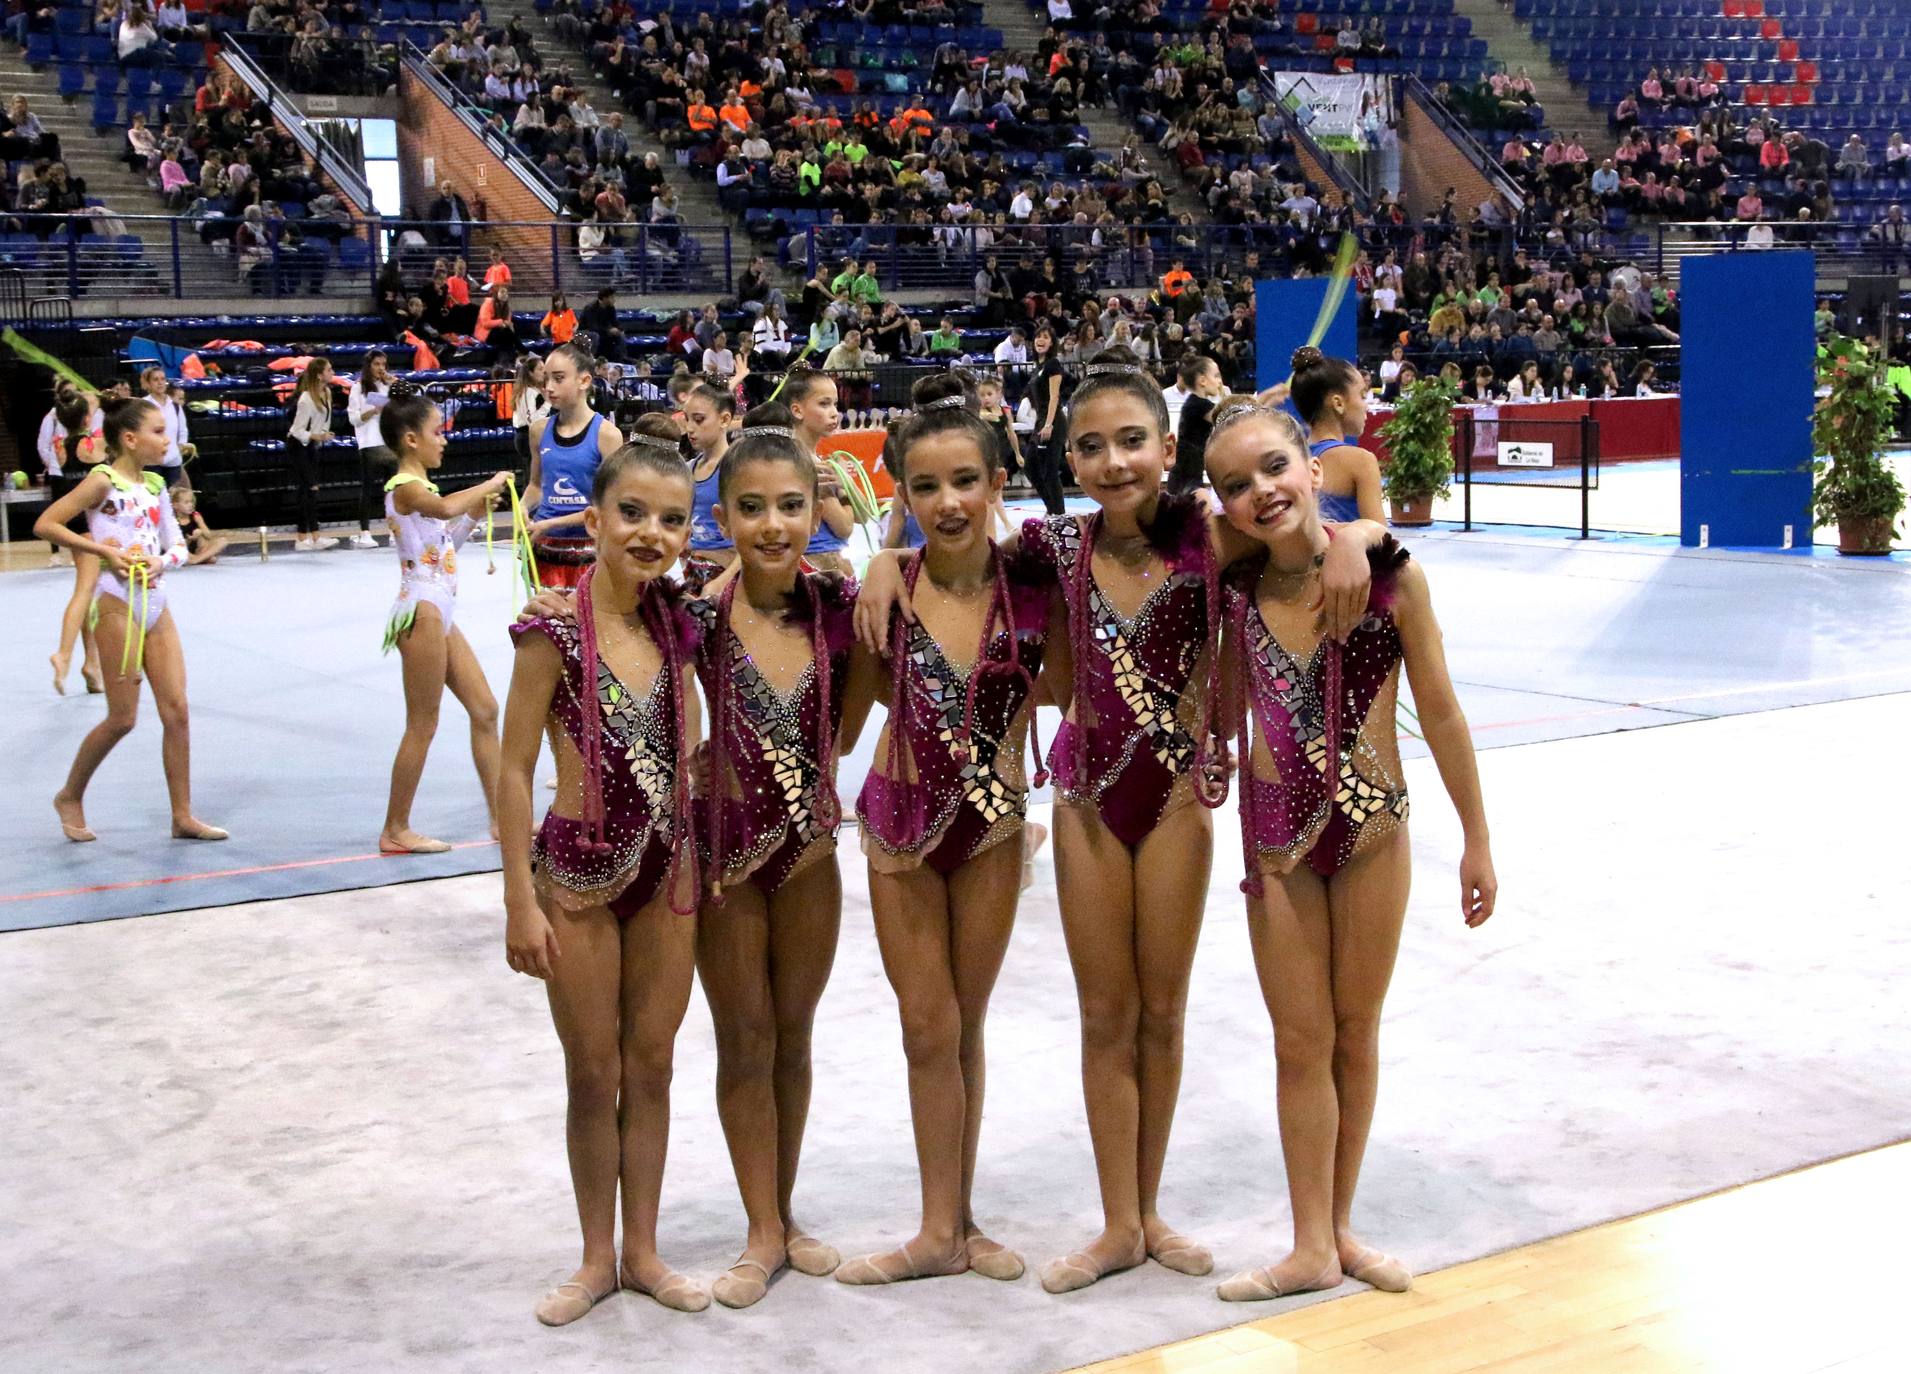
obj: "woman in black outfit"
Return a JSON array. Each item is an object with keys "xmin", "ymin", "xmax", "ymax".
[{"xmin": 1028, "ymin": 325, "xmax": 1071, "ymax": 515}]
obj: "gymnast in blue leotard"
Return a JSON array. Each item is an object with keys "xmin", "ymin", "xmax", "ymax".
[
  {"xmin": 683, "ymin": 381, "xmax": 738, "ymax": 572},
  {"xmin": 1289, "ymin": 347, "xmax": 1385, "ymax": 525}
]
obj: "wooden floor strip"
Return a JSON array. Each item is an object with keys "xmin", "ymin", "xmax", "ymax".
[{"xmin": 1070, "ymin": 1141, "xmax": 1911, "ymax": 1374}]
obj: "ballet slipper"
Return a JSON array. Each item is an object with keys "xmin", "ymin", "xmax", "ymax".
[
  {"xmin": 83, "ymin": 668, "xmax": 104, "ymax": 695},
  {"xmin": 1343, "ymin": 1248, "xmax": 1413, "ymax": 1293},
  {"xmin": 172, "ymin": 822, "xmax": 229, "ymax": 842},
  {"xmin": 1039, "ymin": 1238, "xmax": 1146, "ymax": 1295},
  {"xmin": 55, "ymin": 797, "xmax": 94, "ymax": 843},
  {"xmin": 784, "ymin": 1232, "xmax": 841, "ymax": 1277},
  {"xmin": 965, "ymin": 1232, "xmax": 1026, "ymax": 1282},
  {"xmin": 49, "ymin": 653, "xmax": 67, "ymax": 696},
  {"xmin": 1215, "ymin": 1259, "xmax": 1343, "ymax": 1303},
  {"xmin": 712, "ymin": 1258, "xmax": 777, "ymax": 1310},
  {"xmin": 834, "ymin": 1237, "xmax": 967, "ymax": 1285},
  {"xmin": 623, "ymin": 1268, "xmax": 710, "ymax": 1313},
  {"xmin": 379, "ymin": 834, "xmax": 451, "ymax": 855},
  {"xmin": 533, "ymin": 1277, "xmax": 617, "ymax": 1327},
  {"xmin": 1148, "ymin": 1231, "xmax": 1215, "ymax": 1277}
]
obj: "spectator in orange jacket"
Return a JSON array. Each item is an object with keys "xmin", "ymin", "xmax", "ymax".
[
  {"xmin": 482, "ymin": 245, "xmax": 512, "ymax": 294},
  {"xmin": 1161, "ymin": 258, "xmax": 1195, "ymax": 297},
  {"xmin": 686, "ymin": 91, "xmax": 718, "ymax": 140}
]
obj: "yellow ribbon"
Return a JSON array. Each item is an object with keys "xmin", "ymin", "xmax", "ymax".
[
  {"xmin": 505, "ymin": 476, "xmax": 540, "ymax": 600},
  {"xmin": 120, "ymin": 561, "xmax": 151, "ymax": 677}
]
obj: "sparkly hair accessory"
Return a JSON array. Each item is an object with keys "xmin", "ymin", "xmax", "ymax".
[
  {"xmin": 919, "ymin": 395, "xmax": 969, "ymax": 412},
  {"xmin": 1210, "ymin": 401, "xmax": 1271, "ymax": 430},
  {"xmin": 1083, "ymin": 362, "xmax": 1146, "ymax": 378},
  {"xmin": 388, "ymin": 379, "xmax": 427, "ymax": 400},
  {"xmin": 626, "ymin": 432, "xmax": 682, "ymax": 452},
  {"xmin": 735, "ymin": 425, "xmax": 797, "ymax": 441}
]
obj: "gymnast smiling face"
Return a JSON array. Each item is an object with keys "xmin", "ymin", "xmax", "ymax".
[
  {"xmin": 717, "ymin": 449, "xmax": 817, "ymax": 581},
  {"xmin": 901, "ymin": 428, "xmax": 1003, "ymax": 561},
  {"xmin": 587, "ymin": 454, "xmax": 693, "ymax": 586},
  {"xmin": 1205, "ymin": 410, "xmax": 1322, "ymax": 548}
]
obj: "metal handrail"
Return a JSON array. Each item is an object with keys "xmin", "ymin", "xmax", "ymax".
[
  {"xmin": 221, "ymin": 40, "xmax": 374, "ymax": 214},
  {"xmin": 399, "ymin": 42, "xmax": 562, "ymax": 216},
  {"xmin": 1404, "ymin": 74, "xmax": 1527, "ymax": 213}
]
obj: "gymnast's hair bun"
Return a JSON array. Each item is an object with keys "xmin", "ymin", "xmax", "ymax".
[{"xmin": 1290, "ymin": 345, "xmax": 1327, "ymax": 375}]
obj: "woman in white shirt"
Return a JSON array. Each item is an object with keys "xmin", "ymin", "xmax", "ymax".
[
  {"xmin": 137, "ymin": 365, "xmax": 188, "ymax": 487},
  {"xmin": 1377, "ymin": 344, "xmax": 1406, "ymax": 388},
  {"xmin": 285, "ymin": 358, "xmax": 338, "ymax": 551},
  {"xmin": 1504, "ymin": 360, "xmax": 1543, "ymax": 401},
  {"xmin": 701, "ymin": 331, "xmax": 736, "ymax": 380},
  {"xmin": 346, "ymin": 350, "xmax": 396, "ymax": 548},
  {"xmin": 751, "ymin": 302, "xmax": 792, "ymax": 360},
  {"xmin": 117, "ymin": 8, "xmax": 162, "ymax": 64}
]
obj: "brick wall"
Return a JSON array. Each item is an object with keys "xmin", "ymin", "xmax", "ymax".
[
  {"xmin": 1398, "ymin": 90, "xmax": 1499, "ymax": 222},
  {"xmin": 395, "ymin": 66, "xmax": 553, "ymax": 271}
]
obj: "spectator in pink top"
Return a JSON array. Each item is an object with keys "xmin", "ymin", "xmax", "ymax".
[
  {"xmin": 1639, "ymin": 69, "xmax": 1664, "ymax": 106},
  {"xmin": 1614, "ymin": 93, "xmax": 1639, "ymax": 130},
  {"xmin": 1759, "ymin": 136, "xmax": 1790, "ymax": 173},
  {"xmin": 1737, "ymin": 187, "xmax": 1765, "ymax": 221}
]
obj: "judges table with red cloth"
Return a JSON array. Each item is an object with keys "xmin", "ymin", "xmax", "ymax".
[{"xmin": 1358, "ymin": 397, "xmax": 1680, "ymax": 465}]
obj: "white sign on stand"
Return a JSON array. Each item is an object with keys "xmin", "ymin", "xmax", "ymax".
[{"xmin": 1497, "ymin": 440, "xmax": 1555, "ymax": 468}]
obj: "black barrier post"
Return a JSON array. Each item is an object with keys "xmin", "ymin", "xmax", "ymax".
[
  {"xmin": 1461, "ymin": 409, "xmax": 1473, "ymax": 532},
  {"xmin": 1580, "ymin": 414, "xmax": 1593, "ymax": 540}
]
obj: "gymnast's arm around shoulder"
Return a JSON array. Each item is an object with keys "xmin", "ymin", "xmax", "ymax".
[
  {"xmin": 1391, "ymin": 559, "xmax": 1497, "ymax": 928},
  {"xmin": 501, "ymin": 626, "xmax": 564, "ymax": 980}
]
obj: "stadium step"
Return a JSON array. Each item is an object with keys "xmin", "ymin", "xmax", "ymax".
[{"xmin": 1451, "ymin": 0, "xmax": 1617, "ymax": 159}]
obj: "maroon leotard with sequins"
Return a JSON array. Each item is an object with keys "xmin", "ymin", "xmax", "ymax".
[
  {"xmin": 1221, "ymin": 543, "xmax": 1412, "ymax": 885},
  {"xmin": 511, "ymin": 590, "xmax": 700, "ymax": 919},
  {"xmin": 1019, "ymin": 493, "xmax": 1218, "ymax": 846},
  {"xmin": 690, "ymin": 572, "xmax": 857, "ymax": 895},
  {"xmin": 857, "ymin": 545, "xmax": 1050, "ymax": 876}
]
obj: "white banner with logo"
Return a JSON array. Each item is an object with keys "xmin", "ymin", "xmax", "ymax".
[{"xmin": 1274, "ymin": 73, "xmax": 1388, "ymax": 153}]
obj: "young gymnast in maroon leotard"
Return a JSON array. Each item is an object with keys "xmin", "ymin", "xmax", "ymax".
[
  {"xmin": 833, "ymin": 375, "xmax": 1057, "ymax": 1286},
  {"xmin": 1202, "ymin": 399, "xmax": 1497, "ymax": 1304},
  {"xmin": 687, "ymin": 404, "xmax": 859, "ymax": 1308},
  {"xmin": 856, "ymin": 349, "xmax": 1389, "ymax": 1295},
  {"xmin": 499, "ymin": 416, "xmax": 711, "ymax": 1326}
]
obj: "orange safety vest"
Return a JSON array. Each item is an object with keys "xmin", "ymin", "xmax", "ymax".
[{"xmin": 1161, "ymin": 269, "xmax": 1194, "ymax": 298}]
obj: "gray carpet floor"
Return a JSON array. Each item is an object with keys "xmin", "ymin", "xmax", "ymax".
[{"xmin": 4, "ymin": 694, "xmax": 1908, "ymax": 1374}]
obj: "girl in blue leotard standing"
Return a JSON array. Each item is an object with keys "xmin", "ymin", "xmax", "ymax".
[
  {"xmin": 783, "ymin": 365, "xmax": 858, "ymax": 574},
  {"xmin": 1289, "ymin": 348, "xmax": 1385, "ymax": 525},
  {"xmin": 684, "ymin": 381, "xmax": 738, "ymax": 573},
  {"xmin": 527, "ymin": 343, "xmax": 624, "ymax": 588}
]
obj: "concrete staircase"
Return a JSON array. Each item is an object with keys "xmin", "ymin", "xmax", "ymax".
[
  {"xmin": 1450, "ymin": 0, "xmax": 1615, "ymax": 159},
  {"xmin": 977, "ymin": 0, "xmax": 1209, "ymax": 216},
  {"xmin": 2, "ymin": 51, "xmax": 187, "ymax": 256},
  {"xmin": 487, "ymin": 0, "xmax": 727, "ymax": 228}
]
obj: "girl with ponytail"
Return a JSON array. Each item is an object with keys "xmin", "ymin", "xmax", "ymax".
[
  {"xmin": 498, "ymin": 416, "xmax": 711, "ymax": 1326},
  {"xmin": 681, "ymin": 403, "xmax": 864, "ymax": 1308}
]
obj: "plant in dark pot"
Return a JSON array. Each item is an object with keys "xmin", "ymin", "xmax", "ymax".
[
  {"xmin": 1377, "ymin": 374, "xmax": 1458, "ymax": 527},
  {"xmin": 1812, "ymin": 334, "xmax": 1905, "ymax": 555}
]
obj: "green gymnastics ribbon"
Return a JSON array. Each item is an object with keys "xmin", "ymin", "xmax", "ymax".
[
  {"xmin": 764, "ymin": 338, "xmax": 821, "ymax": 403},
  {"xmin": 505, "ymin": 475, "xmax": 540, "ymax": 602},
  {"xmin": 1303, "ymin": 233, "xmax": 1361, "ymax": 350},
  {"xmin": 3, "ymin": 328, "xmax": 99, "ymax": 394},
  {"xmin": 121, "ymin": 562, "xmax": 151, "ymax": 676},
  {"xmin": 820, "ymin": 449, "xmax": 881, "ymax": 526}
]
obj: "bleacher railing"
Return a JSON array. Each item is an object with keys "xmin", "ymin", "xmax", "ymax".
[
  {"xmin": 0, "ymin": 217, "xmax": 736, "ymax": 302},
  {"xmin": 1404, "ymin": 75, "xmax": 1528, "ymax": 212},
  {"xmin": 221, "ymin": 40, "xmax": 375, "ymax": 214}
]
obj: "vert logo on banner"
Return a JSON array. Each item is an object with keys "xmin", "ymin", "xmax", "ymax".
[{"xmin": 1497, "ymin": 441, "xmax": 1555, "ymax": 468}]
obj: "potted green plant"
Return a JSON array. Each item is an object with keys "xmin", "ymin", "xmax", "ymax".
[
  {"xmin": 1812, "ymin": 334, "xmax": 1905, "ymax": 555},
  {"xmin": 1377, "ymin": 375, "xmax": 1459, "ymax": 526}
]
